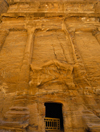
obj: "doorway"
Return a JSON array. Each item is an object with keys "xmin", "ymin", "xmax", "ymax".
[{"xmin": 44, "ymin": 102, "xmax": 64, "ymax": 131}]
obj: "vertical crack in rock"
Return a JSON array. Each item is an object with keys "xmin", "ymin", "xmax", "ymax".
[{"xmin": 51, "ymin": 38, "xmax": 57, "ymax": 60}]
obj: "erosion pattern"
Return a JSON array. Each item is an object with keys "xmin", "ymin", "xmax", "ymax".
[
  {"xmin": 0, "ymin": 0, "xmax": 8, "ymax": 15},
  {"xmin": 0, "ymin": 0, "xmax": 100, "ymax": 132}
]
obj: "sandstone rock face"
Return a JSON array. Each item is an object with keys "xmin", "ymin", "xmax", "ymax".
[
  {"xmin": 0, "ymin": 0, "xmax": 100, "ymax": 132},
  {"xmin": 0, "ymin": 0, "xmax": 8, "ymax": 23},
  {"xmin": 0, "ymin": 0, "xmax": 8, "ymax": 15}
]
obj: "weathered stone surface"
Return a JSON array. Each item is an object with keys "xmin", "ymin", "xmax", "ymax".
[
  {"xmin": 0, "ymin": 0, "xmax": 8, "ymax": 15},
  {"xmin": 0, "ymin": 0, "xmax": 100, "ymax": 132},
  {"xmin": 0, "ymin": 0, "xmax": 8, "ymax": 23}
]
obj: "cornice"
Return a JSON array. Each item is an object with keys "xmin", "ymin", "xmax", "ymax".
[
  {"xmin": 1, "ymin": 0, "xmax": 100, "ymax": 19},
  {"xmin": 6, "ymin": 0, "xmax": 99, "ymax": 5}
]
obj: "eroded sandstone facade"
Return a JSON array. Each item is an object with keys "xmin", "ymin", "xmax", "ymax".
[{"xmin": 0, "ymin": 0, "xmax": 100, "ymax": 132}]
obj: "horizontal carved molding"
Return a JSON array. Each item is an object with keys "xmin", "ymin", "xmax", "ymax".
[
  {"xmin": 3, "ymin": 1, "xmax": 100, "ymax": 17},
  {"xmin": 7, "ymin": 0, "xmax": 99, "ymax": 4},
  {"xmin": 2, "ymin": 13, "xmax": 100, "ymax": 19}
]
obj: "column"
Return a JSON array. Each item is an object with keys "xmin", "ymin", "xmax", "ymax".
[
  {"xmin": 62, "ymin": 22, "xmax": 77, "ymax": 64},
  {"xmin": 18, "ymin": 28, "xmax": 35, "ymax": 92},
  {"xmin": 23, "ymin": 28, "xmax": 35, "ymax": 65}
]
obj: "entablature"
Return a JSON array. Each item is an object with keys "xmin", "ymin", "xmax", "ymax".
[
  {"xmin": 2, "ymin": 0, "xmax": 100, "ymax": 18},
  {"xmin": 6, "ymin": 0, "xmax": 99, "ymax": 5}
]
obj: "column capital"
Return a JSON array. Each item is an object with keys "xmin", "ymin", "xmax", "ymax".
[
  {"xmin": 62, "ymin": 23, "xmax": 75, "ymax": 34},
  {"xmin": 68, "ymin": 28, "xmax": 75, "ymax": 33},
  {"xmin": 27, "ymin": 28, "xmax": 35, "ymax": 35}
]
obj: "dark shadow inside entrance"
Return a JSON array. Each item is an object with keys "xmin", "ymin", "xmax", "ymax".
[{"xmin": 45, "ymin": 102, "xmax": 64, "ymax": 130}]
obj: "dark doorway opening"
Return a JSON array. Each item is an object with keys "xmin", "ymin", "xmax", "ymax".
[{"xmin": 45, "ymin": 102, "xmax": 64, "ymax": 130}]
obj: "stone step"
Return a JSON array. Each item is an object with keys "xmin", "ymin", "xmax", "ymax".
[
  {"xmin": 6, "ymin": 111, "xmax": 29, "ymax": 115},
  {"xmin": 4, "ymin": 114, "xmax": 29, "ymax": 122},
  {"xmin": 9, "ymin": 106, "xmax": 29, "ymax": 111},
  {"xmin": 0, "ymin": 120, "xmax": 29, "ymax": 129}
]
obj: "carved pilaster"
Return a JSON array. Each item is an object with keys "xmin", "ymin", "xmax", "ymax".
[
  {"xmin": 0, "ymin": 29, "xmax": 9, "ymax": 51},
  {"xmin": 62, "ymin": 23, "xmax": 77, "ymax": 64},
  {"xmin": 69, "ymin": 30, "xmax": 84, "ymax": 66},
  {"xmin": 23, "ymin": 28, "xmax": 35, "ymax": 65},
  {"xmin": 19, "ymin": 28, "xmax": 35, "ymax": 83},
  {"xmin": 67, "ymin": 28, "xmax": 82, "ymax": 65},
  {"xmin": 92, "ymin": 29, "xmax": 100, "ymax": 45},
  {"xmin": 63, "ymin": 25, "xmax": 92, "ymax": 94}
]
